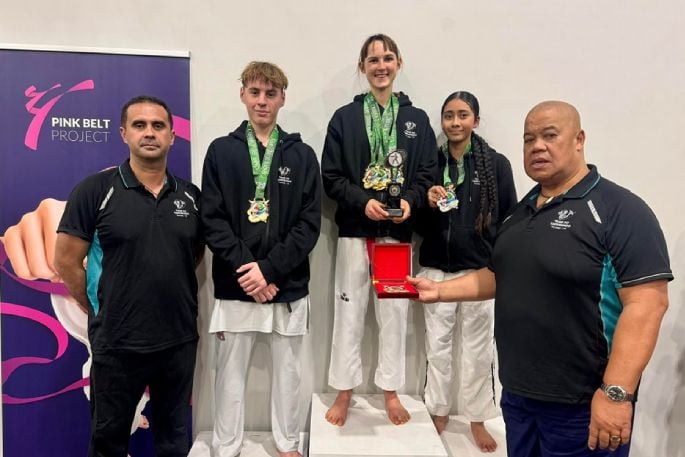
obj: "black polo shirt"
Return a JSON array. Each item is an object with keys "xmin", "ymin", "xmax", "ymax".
[
  {"xmin": 491, "ymin": 165, "xmax": 672, "ymax": 404},
  {"xmin": 58, "ymin": 160, "xmax": 203, "ymax": 354}
]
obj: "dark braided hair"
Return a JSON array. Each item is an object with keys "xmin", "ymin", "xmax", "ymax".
[{"xmin": 441, "ymin": 91, "xmax": 499, "ymax": 236}]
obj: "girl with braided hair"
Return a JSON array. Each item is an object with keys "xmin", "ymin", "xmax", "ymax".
[{"xmin": 415, "ymin": 91, "xmax": 517, "ymax": 452}]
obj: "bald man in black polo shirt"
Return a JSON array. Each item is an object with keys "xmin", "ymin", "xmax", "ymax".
[
  {"xmin": 55, "ymin": 95, "xmax": 204, "ymax": 457},
  {"xmin": 409, "ymin": 101, "xmax": 672, "ymax": 457}
]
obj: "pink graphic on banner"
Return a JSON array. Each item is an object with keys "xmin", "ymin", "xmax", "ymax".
[
  {"xmin": 3, "ymin": 48, "xmax": 191, "ymax": 456},
  {"xmin": 172, "ymin": 115, "xmax": 191, "ymax": 141},
  {"xmin": 1, "ymin": 301, "xmax": 89, "ymax": 404},
  {"xmin": 24, "ymin": 80, "xmax": 95, "ymax": 151}
]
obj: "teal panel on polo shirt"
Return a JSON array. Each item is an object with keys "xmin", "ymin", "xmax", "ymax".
[
  {"xmin": 599, "ymin": 254, "xmax": 623, "ymax": 352},
  {"xmin": 86, "ymin": 231, "xmax": 103, "ymax": 316}
]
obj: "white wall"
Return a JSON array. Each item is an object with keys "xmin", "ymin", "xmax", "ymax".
[{"xmin": 2, "ymin": 1, "xmax": 684, "ymax": 456}]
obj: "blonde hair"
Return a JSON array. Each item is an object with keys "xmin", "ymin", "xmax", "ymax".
[{"xmin": 240, "ymin": 61, "xmax": 289, "ymax": 90}]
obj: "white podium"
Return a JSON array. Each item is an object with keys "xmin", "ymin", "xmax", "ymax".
[
  {"xmin": 309, "ymin": 393, "xmax": 448, "ymax": 457},
  {"xmin": 439, "ymin": 415, "xmax": 507, "ymax": 457},
  {"xmin": 189, "ymin": 430, "xmax": 309, "ymax": 457},
  {"xmin": 188, "ymin": 395, "xmax": 505, "ymax": 457}
]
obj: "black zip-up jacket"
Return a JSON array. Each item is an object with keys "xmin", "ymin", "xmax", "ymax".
[
  {"xmin": 416, "ymin": 148, "xmax": 517, "ymax": 272},
  {"xmin": 201, "ymin": 121, "xmax": 322, "ymax": 302},
  {"xmin": 321, "ymin": 92, "xmax": 437, "ymax": 242}
]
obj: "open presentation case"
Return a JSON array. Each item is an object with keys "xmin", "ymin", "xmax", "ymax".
[{"xmin": 371, "ymin": 243, "xmax": 419, "ymax": 299}]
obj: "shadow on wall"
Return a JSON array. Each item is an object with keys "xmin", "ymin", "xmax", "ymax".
[
  {"xmin": 666, "ymin": 233, "xmax": 685, "ymax": 457},
  {"xmin": 192, "ymin": 251, "xmax": 216, "ymax": 435},
  {"xmin": 614, "ymin": 230, "xmax": 683, "ymax": 457},
  {"xmin": 666, "ymin": 348, "xmax": 685, "ymax": 457}
]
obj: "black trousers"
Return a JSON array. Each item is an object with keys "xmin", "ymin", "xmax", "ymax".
[{"xmin": 88, "ymin": 340, "xmax": 197, "ymax": 457}]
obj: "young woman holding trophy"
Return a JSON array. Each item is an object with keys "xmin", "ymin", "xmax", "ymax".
[{"xmin": 321, "ymin": 33, "xmax": 436, "ymax": 426}]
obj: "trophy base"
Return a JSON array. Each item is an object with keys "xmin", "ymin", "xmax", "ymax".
[{"xmin": 386, "ymin": 208, "xmax": 404, "ymax": 218}]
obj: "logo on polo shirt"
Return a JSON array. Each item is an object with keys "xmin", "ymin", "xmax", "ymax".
[
  {"xmin": 550, "ymin": 209, "xmax": 575, "ymax": 230},
  {"xmin": 173, "ymin": 199, "xmax": 190, "ymax": 218},
  {"xmin": 278, "ymin": 166, "xmax": 292, "ymax": 185},
  {"xmin": 404, "ymin": 121, "xmax": 417, "ymax": 138}
]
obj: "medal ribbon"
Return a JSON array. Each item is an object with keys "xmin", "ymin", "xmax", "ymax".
[
  {"xmin": 363, "ymin": 92, "xmax": 399, "ymax": 165},
  {"xmin": 246, "ymin": 122, "xmax": 279, "ymax": 200},
  {"xmin": 441, "ymin": 141, "xmax": 471, "ymax": 188}
]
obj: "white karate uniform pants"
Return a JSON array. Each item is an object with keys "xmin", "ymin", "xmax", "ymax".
[
  {"xmin": 419, "ymin": 267, "xmax": 497, "ymax": 421},
  {"xmin": 328, "ymin": 237, "xmax": 408, "ymax": 391},
  {"xmin": 212, "ymin": 331, "xmax": 302, "ymax": 456}
]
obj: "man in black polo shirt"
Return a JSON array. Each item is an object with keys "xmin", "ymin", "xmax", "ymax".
[
  {"xmin": 409, "ymin": 101, "xmax": 672, "ymax": 457},
  {"xmin": 55, "ymin": 95, "xmax": 204, "ymax": 457}
]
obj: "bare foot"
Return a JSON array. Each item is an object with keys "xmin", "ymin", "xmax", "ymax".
[
  {"xmin": 471, "ymin": 421, "xmax": 497, "ymax": 453},
  {"xmin": 431, "ymin": 415, "xmax": 449, "ymax": 434},
  {"xmin": 276, "ymin": 451, "xmax": 302, "ymax": 457},
  {"xmin": 325, "ymin": 390, "xmax": 352, "ymax": 426},
  {"xmin": 384, "ymin": 391, "xmax": 410, "ymax": 425}
]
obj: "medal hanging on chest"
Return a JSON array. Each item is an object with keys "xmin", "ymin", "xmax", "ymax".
[
  {"xmin": 362, "ymin": 164, "xmax": 391, "ymax": 191},
  {"xmin": 437, "ymin": 142, "xmax": 471, "ymax": 212},
  {"xmin": 246, "ymin": 123, "xmax": 279, "ymax": 223},
  {"xmin": 247, "ymin": 199, "xmax": 269, "ymax": 223},
  {"xmin": 362, "ymin": 92, "xmax": 399, "ymax": 190}
]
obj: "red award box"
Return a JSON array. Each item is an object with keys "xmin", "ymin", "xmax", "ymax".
[{"xmin": 371, "ymin": 243, "xmax": 419, "ymax": 299}]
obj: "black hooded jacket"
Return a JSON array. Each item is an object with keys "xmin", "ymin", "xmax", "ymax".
[
  {"xmin": 201, "ymin": 121, "xmax": 321, "ymax": 302},
  {"xmin": 415, "ymin": 145, "xmax": 517, "ymax": 272},
  {"xmin": 321, "ymin": 92, "xmax": 437, "ymax": 242}
]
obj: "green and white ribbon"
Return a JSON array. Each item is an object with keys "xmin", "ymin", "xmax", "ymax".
[
  {"xmin": 441, "ymin": 141, "xmax": 471, "ymax": 189},
  {"xmin": 245, "ymin": 122, "xmax": 279, "ymax": 222},
  {"xmin": 363, "ymin": 92, "xmax": 399, "ymax": 166}
]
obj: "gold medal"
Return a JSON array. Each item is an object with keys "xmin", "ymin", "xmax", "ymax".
[
  {"xmin": 363, "ymin": 165, "xmax": 391, "ymax": 190},
  {"xmin": 247, "ymin": 199, "xmax": 269, "ymax": 223},
  {"xmin": 373, "ymin": 165, "xmax": 391, "ymax": 190},
  {"xmin": 362, "ymin": 165, "xmax": 376, "ymax": 189},
  {"xmin": 383, "ymin": 285, "xmax": 407, "ymax": 293}
]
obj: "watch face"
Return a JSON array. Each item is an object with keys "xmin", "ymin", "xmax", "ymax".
[{"xmin": 606, "ymin": 385, "xmax": 627, "ymax": 402}]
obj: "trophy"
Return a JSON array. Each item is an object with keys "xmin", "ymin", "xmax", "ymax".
[{"xmin": 385, "ymin": 149, "xmax": 405, "ymax": 218}]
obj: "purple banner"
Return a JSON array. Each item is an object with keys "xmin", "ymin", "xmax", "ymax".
[{"xmin": 0, "ymin": 48, "xmax": 191, "ymax": 457}]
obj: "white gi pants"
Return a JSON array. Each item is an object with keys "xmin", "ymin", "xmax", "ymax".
[
  {"xmin": 212, "ymin": 331, "xmax": 302, "ymax": 456},
  {"xmin": 419, "ymin": 267, "xmax": 497, "ymax": 421},
  {"xmin": 328, "ymin": 237, "xmax": 408, "ymax": 391}
]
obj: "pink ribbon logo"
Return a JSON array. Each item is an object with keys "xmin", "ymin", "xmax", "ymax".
[{"xmin": 24, "ymin": 80, "xmax": 95, "ymax": 151}]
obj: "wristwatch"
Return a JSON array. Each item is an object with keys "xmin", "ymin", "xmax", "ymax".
[{"xmin": 600, "ymin": 383, "xmax": 634, "ymax": 402}]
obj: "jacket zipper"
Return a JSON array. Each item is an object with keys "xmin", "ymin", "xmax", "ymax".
[
  {"xmin": 446, "ymin": 159, "xmax": 457, "ymax": 271},
  {"xmin": 446, "ymin": 211, "xmax": 452, "ymax": 270},
  {"xmin": 266, "ymin": 140, "xmax": 282, "ymax": 246}
]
